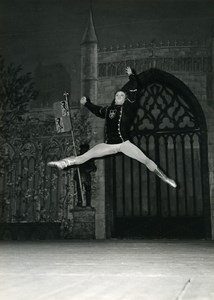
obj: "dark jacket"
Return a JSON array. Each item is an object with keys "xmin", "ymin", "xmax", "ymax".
[{"xmin": 85, "ymin": 74, "xmax": 140, "ymax": 144}]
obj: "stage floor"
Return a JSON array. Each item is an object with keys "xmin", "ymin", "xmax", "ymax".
[{"xmin": 0, "ymin": 240, "xmax": 214, "ymax": 300}]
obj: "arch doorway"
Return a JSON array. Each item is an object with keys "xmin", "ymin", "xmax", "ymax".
[{"xmin": 105, "ymin": 68, "xmax": 211, "ymax": 239}]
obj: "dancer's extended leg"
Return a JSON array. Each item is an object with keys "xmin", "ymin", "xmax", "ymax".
[
  {"xmin": 119, "ymin": 141, "xmax": 157, "ymax": 171},
  {"xmin": 75, "ymin": 143, "xmax": 120, "ymax": 164},
  {"xmin": 47, "ymin": 143, "xmax": 121, "ymax": 169},
  {"xmin": 119, "ymin": 141, "xmax": 177, "ymax": 188}
]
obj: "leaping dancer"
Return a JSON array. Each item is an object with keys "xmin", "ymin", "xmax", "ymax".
[{"xmin": 48, "ymin": 66, "xmax": 177, "ymax": 188}]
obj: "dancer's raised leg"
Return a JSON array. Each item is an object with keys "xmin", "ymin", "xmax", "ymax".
[
  {"xmin": 119, "ymin": 141, "xmax": 177, "ymax": 188},
  {"xmin": 119, "ymin": 141, "xmax": 157, "ymax": 171},
  {"xmin": 47, "ymin": 143, "xmax": 121, "ymax": 169}
]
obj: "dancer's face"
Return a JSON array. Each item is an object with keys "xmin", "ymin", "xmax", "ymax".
[{"xmin": 114, "ymin": 91, "xmax": 126, "ymax": 105}]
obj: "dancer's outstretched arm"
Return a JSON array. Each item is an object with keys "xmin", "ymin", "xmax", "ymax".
[{"xmin": 80, "ymin": 96, "xmax": 108, "ymax": 119}]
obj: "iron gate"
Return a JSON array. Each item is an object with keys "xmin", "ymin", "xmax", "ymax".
[
  {"xmin": 0, "ymin": 137, "xmax": 75, "ymax": 239},
  {"xmin": 105, "ymin": 69, "xmax": 211, "ymax": 238}
]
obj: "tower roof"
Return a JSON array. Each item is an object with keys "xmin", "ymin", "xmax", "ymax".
[{"xmin": 81, "ymin": 10, "xmax": 97, "ymax": 45}]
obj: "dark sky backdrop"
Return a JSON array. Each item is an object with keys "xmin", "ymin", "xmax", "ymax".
[{"xmin": 0, "ymin": 0, "xmax": 213, "ymax": 104}]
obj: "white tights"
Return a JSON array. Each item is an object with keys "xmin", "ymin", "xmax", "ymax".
[{"xmin": 74, "ymin": 140, "xmax": 157, "ymax": 172}]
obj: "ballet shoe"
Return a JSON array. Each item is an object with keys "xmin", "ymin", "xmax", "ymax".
[
  {"xmin": 47, "ymin": 157, "xmax": 76, "ymax": 170},
  {"xmin": 165, "ymin": 178, "xmax": 177, "ymax": 189},
  {"xmin": 154, "ymin": 167, "xmax": 177, "ymax": 189}
]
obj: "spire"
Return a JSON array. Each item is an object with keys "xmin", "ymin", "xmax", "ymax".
[{"xmin": 81, "ymin": 10, "xmax": 97, "ymax": 45}]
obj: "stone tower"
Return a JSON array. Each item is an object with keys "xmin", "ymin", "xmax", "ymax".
[
  {"xmin": 80, "ymin": 10, "xmax": 98, "ymax": 102},
  {"xmin": 80, "ymin": 11, "xmax": 106, "ymax": 239}
]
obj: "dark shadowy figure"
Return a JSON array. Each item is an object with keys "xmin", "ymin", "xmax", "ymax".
[{"xmin": 74, "ymin": 144, "xmax": 97, "ymax": 207}]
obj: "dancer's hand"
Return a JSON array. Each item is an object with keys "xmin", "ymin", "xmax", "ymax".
[
  {"xmin": 80, "ymin": 96, "xmax": 87, "ymax": 105},
  {"xmin": 126, "ymin": 66, "xmax": 133, "ymax": 76}
]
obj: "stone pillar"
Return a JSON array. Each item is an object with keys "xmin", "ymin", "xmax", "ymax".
[
  {"xmin": 212, "ymin": 37, "xmax": 214, "ymax": 105},
  {"xmin": 209, "ymin": 37, "xmax": 214, "ymax": 239},
  {"xmin": 72, "ymin": 208, "xmax": 96, "ymax": 239}
]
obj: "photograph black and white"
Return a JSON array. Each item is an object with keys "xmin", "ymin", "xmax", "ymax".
[{"xmin": 0, "ymin": 0, "xmax": 214, "ymax": 299}]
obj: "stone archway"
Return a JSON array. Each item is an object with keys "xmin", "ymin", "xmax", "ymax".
[{"xmin": 105, "ymin": 68, "xmax": 211, "ymax": 239}]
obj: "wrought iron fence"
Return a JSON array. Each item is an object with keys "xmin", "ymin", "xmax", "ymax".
[
  {"xmin": 0, "ymin": 136, "xmax": 77, "ymax": 236},
  {"xmin": 0, "ymin": 110, "xmax": 94, "ymax": 238}
]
